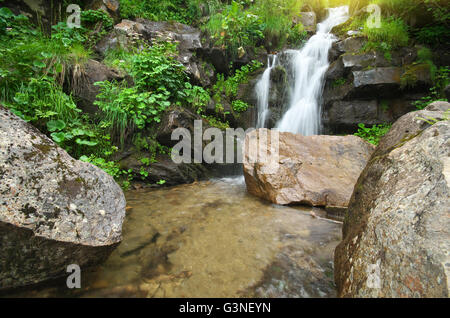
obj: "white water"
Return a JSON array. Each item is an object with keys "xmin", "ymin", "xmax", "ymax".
[
  {"xmin": 255, "ymin": 6, "xmax": 349, "ymax": 135},
  {"xmin": 256, "ymin": 55, "xmax": 277, "ymax": 128}
]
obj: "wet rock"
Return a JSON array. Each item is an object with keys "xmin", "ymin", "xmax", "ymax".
[
  {"xmin": 73, "ymin": 59, "xmax": 123, "ymax": 114},
  {"xmin": 325, "ymin": 58, "xmax": 345, "ymax": 81},
  {"xmin": 0, "ymin": 106, "xmax": 126, "ymax": 290},
  {"xmin": 335, "ymin": 37, "xmax": 366, "ymax": 54},
  {"xmin": 156, "ymin": 107, "xmax": 205, "ymax": 148},
  {"xmin": 119, "ymin": 153, "xmax": 210, "ymax": 187},
  {"xmin": 353, "ymin": 67, "xmax": 402, "ymax": 88},
  {"xmin": 322, "ymin": 95, "xmax": 421, "ymax": 134},
  {"xmin": 334, "ymin": 103, "xmax": 450, "ymax": 297},
  {"xmin": 243, "ymin": 129, "xmax": 375, "ymax": 209},
  {"xmin": 324, "ymin": 100, "xmax": 379, "ymax": 128},
  {"xmin": 342, "ymin": 52, "xmax": 377, "ymax": 70}
]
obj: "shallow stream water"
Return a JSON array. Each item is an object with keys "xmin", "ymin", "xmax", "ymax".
[{"xmin": 7, "ymin": 177, "xmax": 342, "ymax": 298}]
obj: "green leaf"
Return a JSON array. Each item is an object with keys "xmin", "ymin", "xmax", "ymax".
[
  {"xmin": 75, "ymin": 138, "xmax": 98, "ymax": 146},
  {"xmin": 47, "ymin": 120, "xmax": 66, "ymax": 132},
  {"xmin": 33, "ymin": 61, "xmax": 46, "ymax": 69},
  {"xmin": 51, "ymin": 132, "xmax": 66, "ymax": 144}
]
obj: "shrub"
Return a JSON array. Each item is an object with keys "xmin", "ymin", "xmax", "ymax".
[
  {"xmin": 362, "ymin": 16, "xmax": 409, "ymax": 49},
  {"xmin": 94, "ymin": 81, "xmax": 171, "ymax": 147},
  {"xmin": 232, "ymin": 100, "xmax": 250, "ymax": 113},
  {"xmin": 130, "ymin": 43, "xmax": 187, "ymax": 97},
  {"xmin": 120, "ymin": 0, "xmax": 203, "ymax": 24},
  {"xmin": 354, "ymin": 123, "xmax": 391, "ymax": 145},
  {"xmin": 205, "ymin": 1, "xmax": 264, "ymax": 56}
]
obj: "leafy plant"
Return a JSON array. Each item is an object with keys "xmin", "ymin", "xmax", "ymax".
[
  {"xmin": 204, "ymin": 1, "xmax": 264, "ymax": 57},
  {"xmin": 232, "ymin": 100, "xmax": 249, "ymax": 113},
  {"xmin": 354, "ymin": 123, "xmax": 392, "ymax": 145},
  {"xmin": 94, "ymin": 80, "xmax": 171, "ymax": 147},
  {"xmin": 131, "ymin": 43, "xmax": 187, "ymax": 97},
  {"xmin": 413, "ymin": 66, "xmax": 449, "ymax": 110}
]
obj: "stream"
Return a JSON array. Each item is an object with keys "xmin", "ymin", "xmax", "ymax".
[{"xmin": 7, "ymin": 177, "xmax": 342, "ymax": 298}]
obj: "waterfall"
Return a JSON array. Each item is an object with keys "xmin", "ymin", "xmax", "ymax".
[
  {"xmin": 256, "ymin": 55, "xmax": 277, "ymax": 129},
  {"xmin": 255, "ymin": 6, "xmax": 349, "ymax": 135}
]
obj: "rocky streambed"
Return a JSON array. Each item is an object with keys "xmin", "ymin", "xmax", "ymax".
[{"xmin": 4, "ymin": 178, "xmax": 341, "ymax": 298}]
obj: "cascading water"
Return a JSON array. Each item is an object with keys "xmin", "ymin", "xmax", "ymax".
[
  {"xmin": 255, "ymin": 6, "xmax": 349, "ymax": 135},
  {"xmin": 256, "ymin": 55, "xmax": 277, "ymax": 128}
]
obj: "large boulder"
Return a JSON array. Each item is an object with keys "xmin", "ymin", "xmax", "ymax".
[
  {"xmin": 0, "ymin": 106, "xmax": 126, "ymax": 290},
  {"xmin": 334, "ymin": 101, "xmax": 450, "ymax": 297},
  {"xmin": 243, "ymin": 129, "xmax": 375, "ymax": 211}
]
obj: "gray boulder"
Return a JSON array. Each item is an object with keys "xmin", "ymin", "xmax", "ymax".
[
  {"xmin": 0, "ymin": 106, "xmax": 126, "ymax": 290},
  {"xmin": 334, "ymin": 102, "xmax": 450, "ymax": 297}
]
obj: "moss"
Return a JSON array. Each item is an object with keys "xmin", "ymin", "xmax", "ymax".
[
  {"xmin": 332, "ymin": 78, "xmax": 347, "ymax": 88},
  {"xmin": 32, "ymin": 142, "xmax": 54, "ymax": 156},
  {"xmin": 401, "ymin": 63, "xmax": 432, "ymax": 88}
]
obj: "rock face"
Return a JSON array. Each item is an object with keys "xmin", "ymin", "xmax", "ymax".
[
  {"xmin": 95, "ymin": 19, "xmax": 216, "ymax": 87},
  {"xmin": 0, "ymin": 106, "xmax": 126, "ymax": 289},
  {"xmin": 334, "ymin": 102, "xmax": 450, "ymax": 298},
  {"xmin": 243, "ymin": 129, "xmax": 375, "ymax": 210},
  {"xmin": 322, "ymin": 36, "xmax": 432, "ymax": 134},
  {"xmin": 73, "ymin": 59, "xmax": 123, "ymax": 114}
]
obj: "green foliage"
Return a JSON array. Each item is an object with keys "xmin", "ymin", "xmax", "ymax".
[
  {"xmin": 354, "ymin": 123, "xmax": 391, "ymax": 145},
  {"xmin": 232, "ymin": 100, "xmax": 249, "ymax": 113},
  {"xmin": 119, "ymin": 0, "xmax": 207, "ymax": 24},
  {"xmin": 0, "ymin": 10, "xmax": 91, "ymax": 102},
  {"xmin": 8, "ymin": 76, "xmax": 79, "ymax": 124},
  {"xmin": 332, "ymin": 78, "xmax": 347, "ymax": 88},
  {"xmin": 94, "ymin": 80, "xmax": 171, "ymax": 147},
  {"xmin": 413, "ymin": 66, "xmax": 450, "ymax": 110},
  {"xmin": 213, "ymin": 60, "xmax": 263, "ymax": 101},
  {"xmin": 179, "ymin": 82, "xmax": 210, "ymax": 114},
  {"xmin": 131, "ymin": 43, "xmax": 187, "ymax": 95},
  {"xmin": 349, "ymin": 0, "xmax": 449, "ymax": 47},
  {"xmin": 205, "ymin": 1, "xmax": 264, "ymax": 56},
  {"xmin": 416, "ymin": 108, "xmax": 450, "ymax": 125},
  {"xmin": 0, "ymin": 7, "xmax": 32, "ymax": 37},
  {"xmin": 80, "ymin": 155, "xmax": 133, "ymax": 189},
  {"xmin": 362, "ymin": 16, "xmax": 409, "ymax": 49},
  {"xmin": 252, "ymin": 0, "xmax": 306, "ymax": 49},
  {"xmin": 202, "ymin": 115, "xmax": 230, "ymax": 130},
  {"xmin": 81, "ymin": 9, "xmax": 113, "ymax": 30}
]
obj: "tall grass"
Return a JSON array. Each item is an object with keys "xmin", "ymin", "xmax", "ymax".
[{"xmin": 363, "ymin": 16, "xmax": 409, "ymax": 48}]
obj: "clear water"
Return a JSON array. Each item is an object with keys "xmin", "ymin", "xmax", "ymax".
[{"xmin": 5, "ymin": 178, "xmax": 342, "ymax": 298}]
